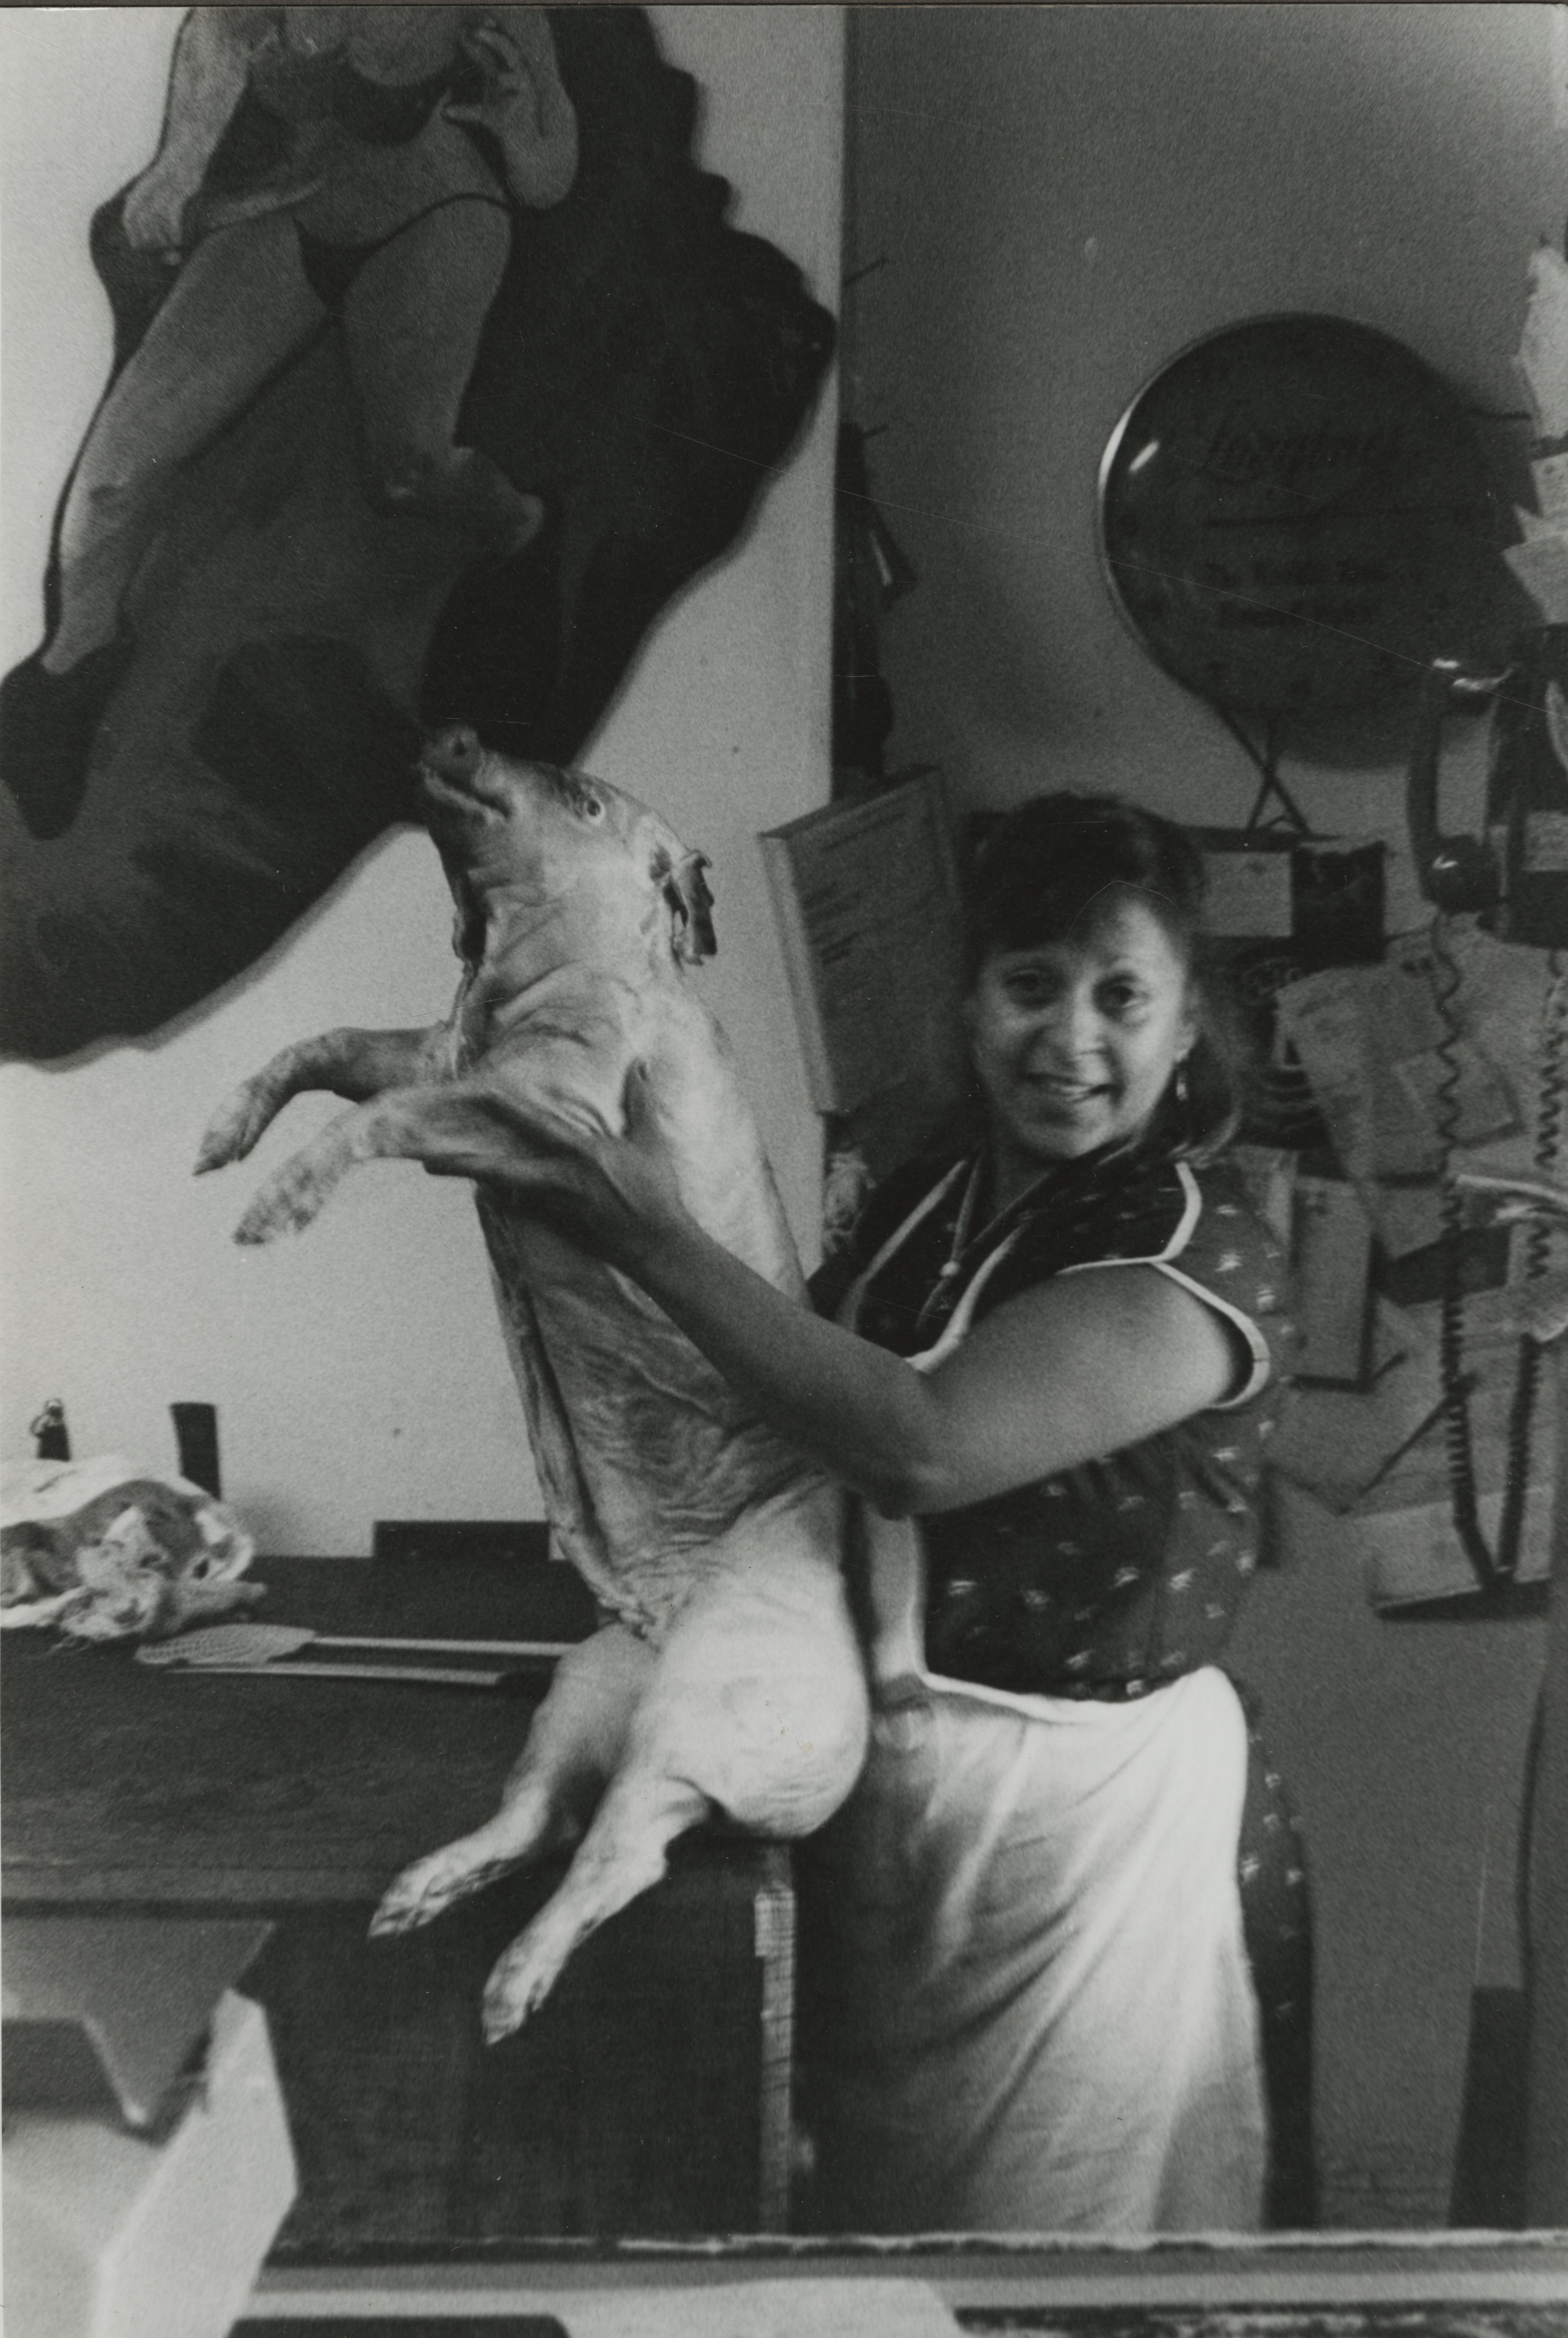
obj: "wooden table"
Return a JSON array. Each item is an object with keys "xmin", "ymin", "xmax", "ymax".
[{"xmin": 2, "ymin": 1554, "xmax": 797, "ymax": 2248}]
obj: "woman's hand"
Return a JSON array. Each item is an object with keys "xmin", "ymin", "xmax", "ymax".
[
  {"xmin": 447, "ymin": 15, "xmax": 578, "ymax": 209},
  {"xmin": 421, "ymin": 1062, "xmax": 690, "ymax": 1275}
]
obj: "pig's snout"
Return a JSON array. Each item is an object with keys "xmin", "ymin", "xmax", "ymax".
[
  {"xmin": 420, "ymin": 724, "xmax": 506, "ymax": 819},
  {"xmin": 424, "ymin": 724, "xmax": 483, "ymax": 784}
]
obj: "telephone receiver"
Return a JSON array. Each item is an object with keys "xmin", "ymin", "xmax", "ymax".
[{"xmin": 1407, "ymin": 630, "xmax": 1568, "ymax": 949}]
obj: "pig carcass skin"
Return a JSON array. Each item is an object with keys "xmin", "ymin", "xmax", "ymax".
[{"xmin": 196, "ymin": 728, "xmax": 868, "ymax": 2036}]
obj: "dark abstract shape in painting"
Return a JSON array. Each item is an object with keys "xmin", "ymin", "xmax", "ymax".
[{"xmin": 0, "ymin": 8, "xmax": 835, "ymax": 1061}]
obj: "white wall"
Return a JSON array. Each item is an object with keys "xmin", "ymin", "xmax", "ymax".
[
  {"xmin": 847, "ymin": 0, "xmax": 1564, "ymax": 2228},
  {"xmin": 0, "ymin": 5, "xmax": 843, "ymax": 1554},
  {"xmin": 849, "ymin": 2, "xmax": 1561, "ymax": 863}
]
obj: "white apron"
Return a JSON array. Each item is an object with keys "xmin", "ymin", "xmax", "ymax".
[{"xmin": 805, "ymin": 1172, "xmax": 1268, "ymax": 2234}]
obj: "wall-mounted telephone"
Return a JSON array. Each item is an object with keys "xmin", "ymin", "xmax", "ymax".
[
  {"xmin": 1407, "ymin": 628, "xmax": 1568, "ymax": 949},
  {"xmin": 1405, "ymin": 628, "xmax": 1568, "ymax": 1592}
]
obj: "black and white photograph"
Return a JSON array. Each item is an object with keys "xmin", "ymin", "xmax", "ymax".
[{"xmin": 2, "ymin": 6, "xmax": 1566, "ymax": 2334}]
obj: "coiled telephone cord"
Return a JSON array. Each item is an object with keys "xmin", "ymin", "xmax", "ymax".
[{"xmin": 1433, "ymin": 916, "xmax": 1567, "ymax": 1588}]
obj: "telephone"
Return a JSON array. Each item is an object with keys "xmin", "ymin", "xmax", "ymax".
[
  {"xmin": 1405, "ymin": 627, "xmax": 1568, "ymax": 1591},
  {"xmin": 1407, "ymin": 628, "xmax": 1568, "ymax": 948}
]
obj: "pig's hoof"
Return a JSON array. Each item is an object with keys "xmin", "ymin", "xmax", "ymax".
[
  {"xmin": 234, "ymin": 1176, "xmax": 324, "ymax": 1244},
  {"xmin": 481, "ymin": 1924, "xmax": 572, "ymax": 2041},
  {"xmin": 233, "ymin": 1205, "xmax": 290, "ymax": 1246},
  {"xmin": 369, "ymin": 1849, "xmax": 486, "ymax": 1937},
  {"xmin": 370, "ymin": 1798, "xmax": 571, "ymax": 1940},
  {"xmin": 195, "ymin": 1090, "xmax": 267, "ymax": 1174}
]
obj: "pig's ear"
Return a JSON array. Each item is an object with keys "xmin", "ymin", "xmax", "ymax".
[{"xmin": 660, "ymin": 850, "xmax": 717, "ymax": 962}]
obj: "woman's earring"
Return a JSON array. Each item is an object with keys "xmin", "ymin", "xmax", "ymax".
[{"xmin": 1173, "ymin": 1053, "xmax": 1200, "ymax": 1152}]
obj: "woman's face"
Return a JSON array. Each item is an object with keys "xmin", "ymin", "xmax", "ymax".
[{"xmin": 964, "ymin": 895, "xmax": 1197, "ymax": 1177}]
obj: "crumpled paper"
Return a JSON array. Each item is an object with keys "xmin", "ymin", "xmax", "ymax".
[{"xmin": 0, "ymin": 1454, "xmax": 263, "ymax": 1642}]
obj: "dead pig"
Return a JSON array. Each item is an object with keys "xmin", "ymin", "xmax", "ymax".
[{"xmin": 196, "ymin": 728, "xmax": 869, "ymax": 2035}]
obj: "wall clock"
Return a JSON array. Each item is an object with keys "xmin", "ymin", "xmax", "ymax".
[{"xmin": 1098, "ymin": 314, "xmax": 1505, "ymax": 719}]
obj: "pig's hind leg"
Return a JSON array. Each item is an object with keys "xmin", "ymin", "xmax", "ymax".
[
  {"xmin": 369, "ymin": 1622, "xmax": 651, "ymax": 1940},
  {"xmin": 480, "ymin": 1542, "xmax": 869, "ymax": 2040},
  {"xmin": 196, "ymin": 1026, "xmax": 447, "ymax": 1172},
  {"xmin": 479, "ymin": 1722, "xmax": 713, "ymax": 2041}
]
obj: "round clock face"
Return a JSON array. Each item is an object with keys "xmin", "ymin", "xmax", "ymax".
[{"xmin": 1098, "ymin": 315, "xmax": 1505, "ymax": 718}]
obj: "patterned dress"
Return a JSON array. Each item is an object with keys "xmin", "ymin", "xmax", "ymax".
[{"xmin": 801, "ymin": 1133, "xmax": 1315, "ymax": 2230}]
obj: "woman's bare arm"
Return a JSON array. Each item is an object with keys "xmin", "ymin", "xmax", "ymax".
[
  {"xmin": 416, "ymin": 1079, "xmax": 1237, "ymax": 1515},
  {"xmin": 607, "ymin": 1204, "xmax": 1234, "ymax": 1514}
]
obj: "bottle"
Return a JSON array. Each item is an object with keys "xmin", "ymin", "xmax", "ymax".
[
  {"xmin": 30, "ymin": 1398, "xmax": 70, "ymax": 1461},
  {"xmin": 170, "ymin": 1403, "xmax": 221, "ymax": 1498}
]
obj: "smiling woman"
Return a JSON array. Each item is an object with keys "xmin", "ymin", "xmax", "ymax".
[
  {"xmin": 957, "ymin": 792, "xmax": 1228, "ymax": 1189},
  {"xmin": 964, "ymin": 905, "xmax": 1197, "ymax": 1177},
  {"xmin": 789, "ymin": 796, "xmax": 1305, "ymax": 2233}
]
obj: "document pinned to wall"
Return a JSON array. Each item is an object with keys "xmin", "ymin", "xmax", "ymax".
[
  {"xmin": 1275, "ymin": 960, "xmax": 1441, "ymax": 1179},
  {"xmin": 1201, "ymin": 847, "xmax": 1293, "ymax": 939},
  {"xmin": 1291, "ymin": 1174, "xmax": 1375, "ymax": 1386},
  {"xmin": 1230, "ymin": 1142, "xmax": 1298, "ymax": 1249},
  {"xmin": 1274, "ymin": 949, "xmax": 1521, "ymax": 1187},
  {"xmin": 1510, "ymin": 246, "xmax": 1568, "ymax": 621},
  {"xmin": 1515, "ymin": 242, "xmax": 1568, "ymax": 440},
  {"xmin": 1269, "ymin": 1282, "xmax": 1556, "ymax": 1601},
  {"xmin": 1533, "ymin": 450, "xmax": 1568, "ymax": 525},
  {"xmin": 761, "ymin": 771, "xmax": 965, "ymax": 1117},
  {"xmin": 1504, "ymin": 532, "xmax": 1568, "ymax": 625},
  {"xmin": 1354, "ymin": 1307, "xmax": 1557, "ymax": 1603}
]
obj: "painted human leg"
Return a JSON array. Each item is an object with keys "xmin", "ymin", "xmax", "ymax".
[
  {"xmin": 1, "ymin": 215, "xmax": 326, "ymax": 837},
  {"xmin": 45, "ymin": 215, "xmax": 326, "ymax": 676},
  {"xmin": 341, "ymin": 200, "xmax": 541, "ymax": 555}
]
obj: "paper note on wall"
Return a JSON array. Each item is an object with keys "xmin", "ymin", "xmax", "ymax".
[
  {"xmin": 1275, "ymin": 962, "xmax": 1444, "ymax": 1178},
  {"xmin": 761, "ymin": 775, "xmax": 964, "ymax": 1117},
  {"xmin": 1515, "ymin": 243, "xmax": 1568, "ymax": 438},
  {"xmin": 1230, "ymin": 1143, "xmax": 1298, "ymax": 1248},
  {"xmin": 1292, "ymin": 1175, "xmax": 1373, "ymax": 1384},
  {"xmin": 1504, "ymin": 531, "xmax": 1568, "ymax": 625},
  {"xmin": 1202, "ymin": 848, "xmax": 1293, "ymax": 939},
  {"xmin": 1270, "ymin": 1287, "xmax": 1555, "ymax": 1525},
  {"xmin": 1390, "ymin": 1043, "xmax": 1519, "ymax": 1148},
  {"xmin": 1354, "ymin": 1297, "xmax": 1558, "ymax": 1606},
  {"xmin": 1361, "ymin": 1488, "xmax": 1553, "ymax": 1606},
  {"xmin": 1277, "ymin": 950, "xmax": 1525, "ymax": 1184}
]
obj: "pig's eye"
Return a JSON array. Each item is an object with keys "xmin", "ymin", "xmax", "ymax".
[{"xmin": 557, "ymin": 769, "xmax": 606, "ymax": 822}]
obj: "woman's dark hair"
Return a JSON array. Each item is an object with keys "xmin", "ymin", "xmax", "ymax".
[{"xmin": 963, "ymin": 791, "xmax": 1244, "ymax": 1161}]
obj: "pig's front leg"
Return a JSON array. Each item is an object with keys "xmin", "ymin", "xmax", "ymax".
[
  {"xmin": 196, "ymin": 1025, "xmax": 448, "ymax": 1173},
  {"xmin": 225, "ymin": 1075, "xmax": 532, "ymax": 1242}
]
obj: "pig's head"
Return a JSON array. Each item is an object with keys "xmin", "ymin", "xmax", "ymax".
[{"xmin": 419, "ymin": 725, "xmax": 715, "ymax": 976}]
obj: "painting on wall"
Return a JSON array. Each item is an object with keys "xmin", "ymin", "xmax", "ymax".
[{"xmin": 0, "ymin": 5, "xmax": 835, "ymax": 1064}]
